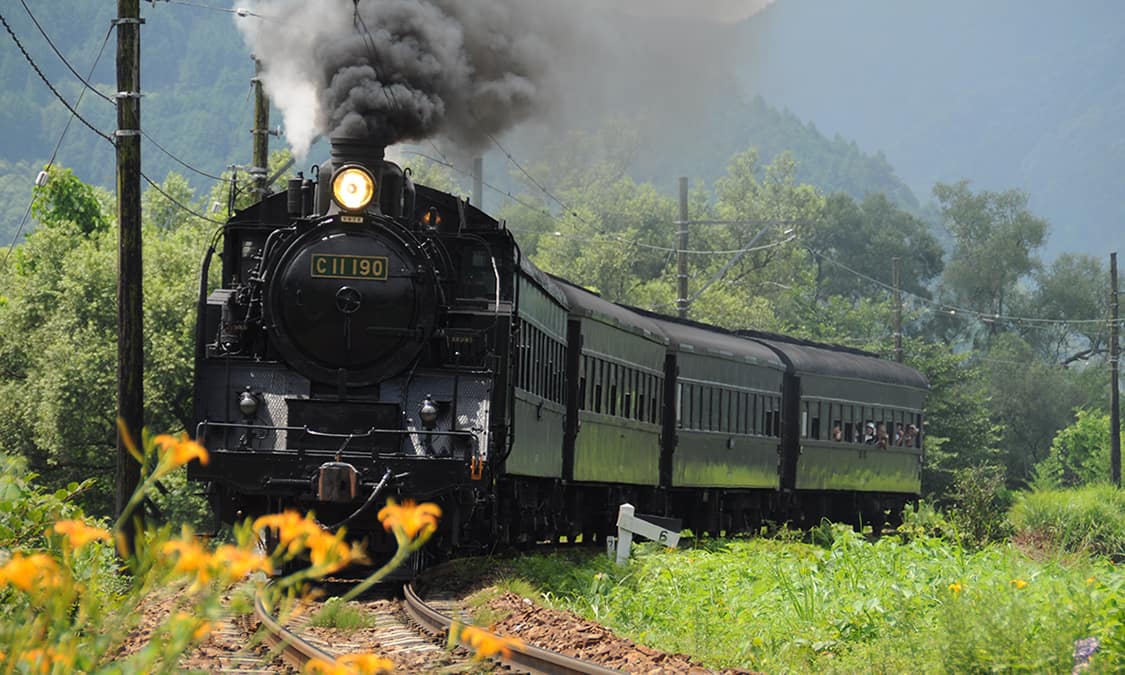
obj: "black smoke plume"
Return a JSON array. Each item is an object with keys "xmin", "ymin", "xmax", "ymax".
[{"xmin": 238, "ymin": 0, "xmax": 571, "ymax": 156}]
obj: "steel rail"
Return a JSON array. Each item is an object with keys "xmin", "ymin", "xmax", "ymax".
[
  {"xmin": 403, "ymin": 583, "xmax": 623, "ymax": 675},
  {"xmin": 254, "ymin": 589, "xmax": 337, "ymax": 670}
]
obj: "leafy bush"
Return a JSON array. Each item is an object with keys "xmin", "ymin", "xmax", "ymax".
[
  {"xmin": 1032, "ymin": 408, "xmax": 1112, "ymax": 489},
  {"xmin": 1009, "ymin": 485, "xmax": 1125, "ymax": 559},
  {"xmin": 948, "ymin": 464, "xmax": 1013, "ymax": 546}
]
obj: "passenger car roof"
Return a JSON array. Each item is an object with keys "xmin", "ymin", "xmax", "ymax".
[{"xmin": 742, "ymin": 331, "xmax": 929, "ymax": 390}]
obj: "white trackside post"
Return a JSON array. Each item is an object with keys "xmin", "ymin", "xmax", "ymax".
[{"xmin": 614, "ymin": 503, "xmax": 681, "ymax": 565}]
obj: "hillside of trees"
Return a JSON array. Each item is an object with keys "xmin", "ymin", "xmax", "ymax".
[{"xmin": 0, "ymin": 1, "xmax": 918, "ymax": 246}]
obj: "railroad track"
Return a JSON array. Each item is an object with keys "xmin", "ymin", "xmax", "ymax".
[{"xmin": 253, "ymin": 582, "xmax": 623, "ymax": 674}]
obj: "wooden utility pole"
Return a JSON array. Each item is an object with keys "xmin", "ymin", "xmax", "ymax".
[
  {"xmin": 114, "ymin": 0, "xmax": 143, "ymax": 547},
  {"xmin": 676, "ymin": 177, "xmax": 689, "ymax": 319},
  {"xmin": 1111, "ymin": 251, "xmax": 1120, "ymax": 487},
  {"xmin": 251, "ymin": 58, "xmax": 270, "ymax": 196},
  {"xmin": 893, "ymin": 257, "xmax": 903, "ymax": 363}
]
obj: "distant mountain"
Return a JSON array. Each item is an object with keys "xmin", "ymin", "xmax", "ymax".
[
  {"xmin": 1, "ymin": 1, "xmax": 915, "ymax": 244},
  {"xmin": 734, "ymin": 0, "xmax": 1125, "ymax": 254}
]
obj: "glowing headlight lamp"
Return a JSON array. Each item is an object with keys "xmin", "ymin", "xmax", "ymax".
[{"xmin": 331, "ymin": 166, "xmax": 376, "ymax": 212}]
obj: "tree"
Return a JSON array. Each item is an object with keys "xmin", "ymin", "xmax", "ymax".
[
  {"xmin": 978, "ymin": 333, "xmax": 1105, "ymax": 486},
  {"xmin": 902, "ymin": 338, "xmax": 1002, "ymax": 499},
  {"xmin": 531, "ymin": 174, "xmax": 675, "ymax": 303},
  {"xmin": 934, "ymin": 180, "xmax": 1048, "ymax": 334},
  {"xmin": 808, "ymin": 192, "xmax": 943, "ymax": 303},
  {"xmin": 0, "ymin": 167, "xmax": 214, "ymax": 518},
  {"xmin": 1013, "ymin": 254, "xmax": 1109, "ymax": 365},
  {"xmin": 31, "ymin": 166, "xmax": 111, "ymax": 235},
  {"xmin": 687, "ymin": 150, "xmax": 824, "ymax": 330}
]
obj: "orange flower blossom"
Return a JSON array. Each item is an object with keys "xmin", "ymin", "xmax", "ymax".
[
  {"xmin": 254, "ymin": 510, "xmax": 325, "ymax": 556},
  {"xmin": 0, "ymin": 553, "xmax": 62, "ymax": 593},
  {"xmin": 378, "ymin": 499, "xmax": 441, "ymax": 540},
  {"xmin": 454, "ymin": 623, "xmax": 524, "ymax": 661},
  {"xmin": 153, "ymin": 433, "xmax": 209, "ymax": 469},
  {"xmin": 52, "ymin": 519, "xmax": 111, "ymax": 549},
  {"xmin": 162, "ymin": 533, "xmax": 213, "ymax": 587}
]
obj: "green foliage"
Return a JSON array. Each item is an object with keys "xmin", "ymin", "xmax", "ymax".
[
  {"xmin": 31, "ymin": 166, "xmax": 111, "ymax": 235},
  {"xmin": 0, "ymin": 454, "xmax": 94, "ymax": 549},
  {"xmin": 506, "ymin": 531, "xmax": 1114, "ymax": 672},
  {"xmin": 947, "ymin": 464, "xmax": 1013, "ymax": 546},
  {"xmin": 1017, "ymin": 254, "xmax": 1109, "ymax": 363},
  {"xmin": 1033, "ymin": 409, "xmax": 1113, "ymax": 489},
  {"xmin": 979, "ymin": 334, "xmax": 1105, "ymax": 485},
  {"xmin": 1009, "ymin": 485, "xmax": 1125, "ymax": 559},
  {"xmin": 809, "ymin": 192, "xmax": 943, "ymax": 302},
  {"xmin": 310, "ymin": 597, "xmax": 377, "ymax": 629},
  {"xmin": 0, "ymin": 165, "xmax": 215, "ymax": 519},
  {"xmin": 934, "ymin": 180, "xmax": 1048, "ymax": 334},
  {"xmin": 904, "ymin": 339, "xmax": 1001, "ymax": 497}
]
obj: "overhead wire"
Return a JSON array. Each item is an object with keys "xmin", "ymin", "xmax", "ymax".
[
  {"xmin": 17, "ymin": 0, "xmax": 114, "ymax": 105},
  {"xmin": 0, "ymin": 12, "xmax": 115, "ymax": 145},
  {"xmin": 141, "ymin": 172, "xmax": 227, "ymax": 225},
  {"xmin": 2, "ymin": 20, "xmax": 114, "ymax": 268}
]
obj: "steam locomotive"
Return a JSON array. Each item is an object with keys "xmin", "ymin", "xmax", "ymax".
[{"xmin": 188, "ymin": 137, "xmax": 928, "ymax": 552}]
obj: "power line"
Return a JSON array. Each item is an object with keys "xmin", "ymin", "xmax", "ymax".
[
  {"xmin": 0, "ymin": 12, "xmax": 114, "ymax": 145},
  {"xmin": 141, "ymin": 130, "xmax": 226, "ymax": 182},
  {"xmin": 17, "ymin": 0, "xmax": 114, "ymax": 104},
  {"xmin": 2, "ymin": 22, "xmax": 114, "ymax": 268},
  {"xmin": 140, "ymin": 172, "xmax": 227, "ymax": 225},
  {"xmin": 158, "ymin": 0, "xmax": 271, "ymax": 20},
  {"xmin": 808, "ymin": 248, "xmax": 1122, "ymax": 328}
]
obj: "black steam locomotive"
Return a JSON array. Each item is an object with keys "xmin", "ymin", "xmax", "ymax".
[{"xmin": 189, "ymin": 137, "xmax": 928, "ymax": 552}]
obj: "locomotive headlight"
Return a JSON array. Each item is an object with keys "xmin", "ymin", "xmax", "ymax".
[
  {"xmin": 332, "ymin": 167, "xmax": 376, "ymax": 211},
  {"xmin": 419, "ymin": 394, "xmax": 439, "ymax": 429},
  {"xmin": 238, "ymin": 390, "xmax": 259, "ymax": 417}
]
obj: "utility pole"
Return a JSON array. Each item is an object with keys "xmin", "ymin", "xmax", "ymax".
[
  {"xmin": 115, "ymin": 0, "xmax": 143, "ymax": 550},
  {"xmin": 472, "ymin": 156, "xmax": 483, "ymax": 209},
  {"xmin": 676, "ymin": 177, "xmax": 689, "ymax": 319},
  {"xmin": 251, "ymin": 58, "xmax": 270, "ymax": 196},
  {"xmin": 1111, "ymin": 251, "xmax": 1120, "ymax": 487},
  {"xmin": 893, "ymin": 257, "xmax": 903, "ymax": 363}
]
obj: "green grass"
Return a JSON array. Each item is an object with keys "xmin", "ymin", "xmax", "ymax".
[
  {"xmin": 497, "ymin": 525, "xmax": 1123, "ymax": 672},
  {"xmin": 309, "ymin": 597, "xmax": 376, "ymax": 629},
  {"xmin": 1009, "ymin": 484, "xmax": 1125, "ymax": 560}
]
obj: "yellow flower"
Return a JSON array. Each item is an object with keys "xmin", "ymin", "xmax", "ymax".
[
  {"xmin": 192, "ymin": 620, "xmax": 214, "ymax": 641},
  {"xmin": 153, "ymin": 433, "xmax": 210, "ymax": 469},
  {"xmin": 948, "ymin": 581, "xmax": 962, "ymax": 594},
  {"xmin": 162, "ymin": 533, "xmax": 213, "ymax": 586},
  {"xmin": 452, "ymin": 623, "xmax": 524, "ymax": 661},
  {"xmin": 0, "ymin": 553, "xmax": 61, "ymax": 593},
  {"xmin": 337, "ymin": 653, "xmax": 394, "ymax": 674},
  {"xmin": 211, "ymin": 544, "xmax": 273, "ymax": 580},
  {"xmin": 52, "ymin": 519, "xmax": 111, "ymax": 549},
  {"xmin": 305, "ymin": 531, "xmax": 354, "ymax": 574},
  {"xmin": 1087, "ymin": 576, "xmax": 1097, "ymax": 584},
  {"xmin": 377, "ymin": 499, "xmax": 441, "ymax": 540},
  {"xmin": 254, "ymin": 510, "xmax": 323, "ymax": 555},
  {"xmin": 1010, "ymin": 578, "xmax": 1028, "ymax": 589},
  {"xmin": 303, "ymin": 657, "xmax": 348, "ymax": 675}
]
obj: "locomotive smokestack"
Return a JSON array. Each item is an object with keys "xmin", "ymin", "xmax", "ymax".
[{"xmin": 329, "ymin": 135, "xmax": 386, "ymax": 171}]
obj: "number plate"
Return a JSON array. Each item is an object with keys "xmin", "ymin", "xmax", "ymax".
[{"xmin": 310, "ymin": 254, "xmax": 389, "ymax": 281}]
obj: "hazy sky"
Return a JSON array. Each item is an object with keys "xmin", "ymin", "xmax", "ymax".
[{"xmin": 605, "ymin": 0, "xmax": 773, "ymax": 23}]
